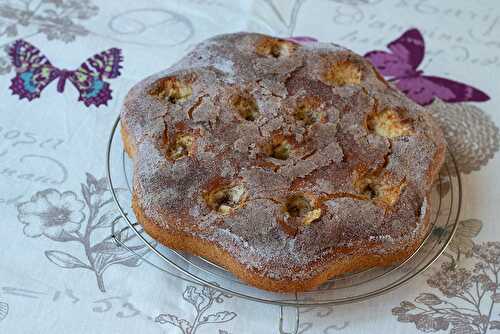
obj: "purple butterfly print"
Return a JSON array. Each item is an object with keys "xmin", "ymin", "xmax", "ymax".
[
  {"xmin": 8, "ymin": 39, "xmax": 123, "ymax": 107},
  {"xmin": 286, "ymin": 36, "xmax": 318, "ymax": 44},
  {"xmin": 364, "ymin": 29, "xmax": 489, "ymax": 106}
]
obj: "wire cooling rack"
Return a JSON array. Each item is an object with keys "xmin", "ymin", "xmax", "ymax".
[{"xmin": 106, "ymin": 116, "xmax": 461, "ymax": 334}]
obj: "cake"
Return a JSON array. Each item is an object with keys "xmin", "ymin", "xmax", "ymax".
[{"xmin": 120, "ymin": 32, "xmax": 445, "ymax": 292}]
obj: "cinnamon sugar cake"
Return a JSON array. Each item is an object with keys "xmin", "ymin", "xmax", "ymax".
[{"xmin": 120, "ymin": 33, "xmax": 445, "ymax": 292}]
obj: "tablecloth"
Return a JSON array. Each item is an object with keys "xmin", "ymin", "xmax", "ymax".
[{"xmin": 1, "ymin": 0, "xmax": 499, "ymax": 333}]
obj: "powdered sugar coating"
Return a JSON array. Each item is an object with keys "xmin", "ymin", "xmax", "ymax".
[{"xmin": 121, "ymin": 33, "xmax": 445, "ymax": 281}]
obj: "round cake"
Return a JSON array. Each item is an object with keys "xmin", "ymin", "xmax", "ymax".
[{"xmin": 120, "ymin": 32, "xmax": 445, "ymax": 292}]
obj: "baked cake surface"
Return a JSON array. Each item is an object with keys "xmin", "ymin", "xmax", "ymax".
[{"xmin": 120, "ymin": 32, "xmax": 446, "ymax": 292}]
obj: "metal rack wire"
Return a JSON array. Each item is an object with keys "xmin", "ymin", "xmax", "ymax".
[{"xmin": 106, "ymin": 116, "xmax": 461, "ymax": 334}]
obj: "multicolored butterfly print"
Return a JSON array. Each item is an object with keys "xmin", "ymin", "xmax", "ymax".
[
  {"xmin": 364, "ymin": 29, "xmax": 490, "ymax": 106},
  {"xmin": 8, "ymin": 39, "xmax": 123, "ymax": 107}
]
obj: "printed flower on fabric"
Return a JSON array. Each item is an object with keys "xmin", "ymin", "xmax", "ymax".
[
  {"xmin": 426, "ymin": 262, "xmax": 473, "ymax": 298},
  {"xmin": 473, "ymin": 242, "xmax": 500, "ymax": 266},
  {"xmin": 82, "ymin": 172, "xmax": 108, "ymax": 207},
  {"xmin": 17, "ymin": 189, "xmax": 85, "ymax": 240},
  {"xmin": 0, "ymin": 0, "xmax": 98, "ymax": 43},
  {"xmin": 391, "ymin": 241, "xmax": 500, "ymax": 333},
  {"xmin": 16, "ymin": 173, "xmax": 148, "ymax": 292}
]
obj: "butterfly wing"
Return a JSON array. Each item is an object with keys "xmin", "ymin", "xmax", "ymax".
[
  {"xmin": 364, "ymin": 50, "xmax": 414, "ymax": 78},
  {"xmin": 449, "ymin": 219, "xmax": 483, "ymax": 257},
  {"xmin": 364, "ymin": 28, "xmax": 424, "ymax": 78},
  {"xmin": 8, "ymin": 39, "xmax": 59, "ymax": 100},
  {"xmin": 457, "ymin": 219, "xmax": 482, "ymax": 238},
  {"xmin": 86, "ymin": 48, "xmax": 123, "ymax": 79},
  {"xmin": 68, "ymin": 48, "xmax": 123, "ymax": 107},
  {"xmin": 395, "ymin": 77, "xmax": 450, "ymax": 106},
  {"xmin": 286, "ymin": 36, "xmax": 318, "ymax": 44},
  {"xmin": 421, "ymin": 76, "xmax": 490, "ymax": 103},
  {"xmin": 396, "ymin": 76, "xmax": 490, "ymax": 106},
  {"xmin": 366, "ymin": 28, "xmax": 489, "ymax": 106},
  {"xmin": 387, "ymin": 28, "xmax": 425, "ymax": 70}
]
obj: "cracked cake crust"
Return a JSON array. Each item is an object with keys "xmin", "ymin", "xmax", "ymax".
[{"xmin": 120, "ymin": 33, "xmax": 446, "ymax": 292}]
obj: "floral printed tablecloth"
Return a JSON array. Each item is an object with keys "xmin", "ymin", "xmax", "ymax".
[{"xmin": 0, "ymin": 0, "xmax": 499, "ymax": 333}]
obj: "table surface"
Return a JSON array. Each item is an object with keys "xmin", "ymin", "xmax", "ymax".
[{"xmin": 1, "ymin": 0, "xmax": 499, "ymax": 333}]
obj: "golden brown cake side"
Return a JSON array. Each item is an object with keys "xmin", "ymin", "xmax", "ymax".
[{"xmin": 120, "ymin": 32, "xmax": 446, "ymax": 292}]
